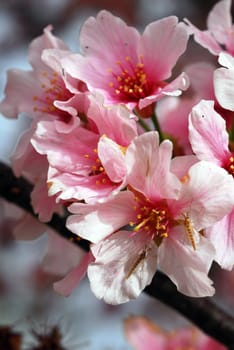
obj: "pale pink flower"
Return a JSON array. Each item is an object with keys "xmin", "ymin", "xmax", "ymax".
[
  {"xmin": 66, "ymin": 132, "xmax": 234, "ymax": 304},
  {"xmin": 157, "ymin": 62, "xmax": 215, "ymax": 154},
  {"xmin": 0, "ymin": 26, "xmax": 84, "ymax": 221},
  {"xmin": 214, "ymin": 52, "xmax": 234, "ymax": 111},
  {"xmin": 189, "ymin": 99, "xmax": 234, "ymax": 269},
  {"xmin": 0, "ymin": 26, "xmax": 76, "ymax": 120},
  {"xmin": 157, "ymin": 61, "xmax": 234, "ymax": 154},
  {"xmin": 1, "ymin": 199, "xmax": 87, "ymax": 292},
  {"xmin": 185, "ymin": 0, "xmax": 234, "ymax": 56},
  {"xmin": 124, "ymin": 316, "xmax": 226, "ymax": 350},
  {"xmin": 60, "ymin": 10, "xmax": 189, "ymax": 111},
  {"xmin": 31, "ymin": 94, "xmax": 138, "ymax": 204}
]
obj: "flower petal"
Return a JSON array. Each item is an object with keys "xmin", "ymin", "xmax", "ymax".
[
  {"xmin": 88, "ymin": 230, "xmax": 158, "ymax": 304},
  {"xmin": 141, "ymin": 17, "xmax": 189, "ymax": 80},
  {"xmin": 189, "ymin": 100, "xmax": 230, "ymax": 164},
  {"xmin": 214, "ymin": 54, "xmax": 234, "ymax": 111},
  {"xmin": 206, "ymin": 209, "xmax": 234, "ymax": 270},
  {"xmin": 176, "ymin": 161, "xmax": 234, "ymax": 230},
  {"xmin": 53, "ymin": 252, "xmax": 92, "ymax": 296},
  {"xmin": 126, "ymin": 131, "xmax": 181, "ymax": 200},
  {"xmin": 67, "ymin": 191, "xmax": 135, "ymax": 243},
  {"xmin": 98, "ymin": 135, "xmax": 126, "ymax": 183},
  {"xmin": 158, "ymin": 226, "xmax": 215, "ymax": 297}
]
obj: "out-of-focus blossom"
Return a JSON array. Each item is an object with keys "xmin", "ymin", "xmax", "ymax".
[
  {"xmin": 157, "ymin": 61, "xmax": 234, "ymax": 155},
  {"xmin": 0, "ymin": 197, "xmax": 86, "ymax": 296},
  {"xmin": 124, "ymin": 316, "xmax": 227, "ymax": 350},
  {"xmin": 185, "ymin": 0, "xmax": 234, "ymax": 56},
  {"xmin": 0, "ymin": 198, "xmax": 45, "ymax": 243}
]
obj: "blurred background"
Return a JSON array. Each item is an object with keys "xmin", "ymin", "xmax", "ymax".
[{"xmin": 0, "ymin": 1, "xmax": 233, "ymax": 349}]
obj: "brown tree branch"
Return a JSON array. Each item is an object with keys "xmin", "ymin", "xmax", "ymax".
[{"xmin": 0, "ymin": 160, "xmax": 234, "ymax": 348}]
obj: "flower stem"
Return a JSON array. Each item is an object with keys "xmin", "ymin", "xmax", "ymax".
[
  {"xmin": 151, "ymin": 111, "xmax": 164, "ymax": 142},
  {"xmin": 138, "ymin": 117, "xmax": 151, "ymax": 132}
]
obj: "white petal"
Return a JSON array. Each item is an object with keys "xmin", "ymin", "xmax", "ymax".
[
  {"xmin": 88, "ymin": 230, "xmax": 158, "ymax": 304},
  {"xmin": 158, "ymin": 227, "xmax": 215, "ymax": 297}
]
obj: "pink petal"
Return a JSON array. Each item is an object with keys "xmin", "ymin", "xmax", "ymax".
[
  {"xmin": 0, "ymin": 70, "xmax": 42, "ymax": 118},
  {"xmin": 158, "ymin": 226, "xmax": 215, "ymax": 297},
  {"xmin": 189, "ymin": 100, "xmax": 230, "ymax": 164},
  {"xmin": 80, "ymin": 10, "xmax": 140, "ymax": 63},
  {"xmin": 42, "ymin": 231, "xmax": 84, "ymax": 275},
  {"xmin": 47, "ymin": 165, "xmax": 117, "ymax": 203},
  {"xmin": 13, "ymin": 213, "xmax": 46, "ymax": 240},
  {"xmin": 53, "ymin": 252, "xmax": 92, "ymax": 296},
  {"xmin": 67, "ymin": 191, "xmax": 135, "ymax": 243},
  {"xmin": 98, "ymin": 136, "xmax": 126, "ymax": 183},
  {"xmin": 141, "ymin": 17, "xmax": 189, "ymax": 81},
  {"xmin": 87, "ymin": 97, "xmax": 137, "ymax": 144},
  {"xmin": 206, "ymin": 210, "xmax": 234, "ymax": 270},
  {"xmin": 139, "ymin": 72, "xmax": 189, "ymax": 109},
  {"xmin": 124, "ymin": 316, "xmax": 167, "ymax": 350},
  {"xmin": 126, "ymin": 131, "xmax": 181, "ymax": 200},
  {"xmin": 31, "ymin": 177, "xmax": 59, "ymax": 222},
  {"xmin": 171, "ymin": 155, "xmax": 198, "ymax": 180},
  {"xmin": 29, "ymin": 25, "xmax": 68, "ymax": 71},
  {"xmin": 207, "ymin": 0, "xmax": 232, "ymax": 44},
  {"xmin": 184, "ymin": 19, "xmax": 222, "ymax": 55},
  {"xmin": 176, "ymin": 161, "xmax": 234, "ymax": 231}
]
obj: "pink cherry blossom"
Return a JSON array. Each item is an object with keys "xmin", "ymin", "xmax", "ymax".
[
  {"xmin": 0, "ymin": 197, "xmax": 87, "ymax": 293},
  {"xmin": 60, "ymin": 10, "xmax": 189, "ymax": 111},
  {"xmin": 31, "ymin": 94, "xmax": 138, "ymax": 204},
  {"xmin": 66, "ymin": 132, "xmax": 234, "ymax": 304},
  {"xmin": 0, "ymin": 198, "xmax": 46, "ymax": 245},
  {"xmin": 124, "ymin": 316, "xmax": 226, "ymax": 350},
  {"xmin": 157, "ymin": 62, "xmax": 216, "ymax": 154},
  {"xmin": 189, "ymin": 99, "xmax": 234, "ymax": 269},
  {"xmin": 0, "ymin": 26, "xmax": 76, "ymax": 120},
  {"xmin": 0, "ymin": 26, "xmax": 85, "ymax": 222},
  {"xmin": 185, "ymin": 0, "xmax": 234, "ymax": 56},
  {"xmin": 157, "ymin": 61, "xmax": 234, "ymax": 155},
  {"xmin": 214, "ymin": 52, "xmax": 234, "ymax": 111}
]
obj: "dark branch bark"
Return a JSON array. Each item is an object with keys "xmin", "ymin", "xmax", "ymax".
[
  {"xmin": 0, "ymin": 161, "xmax": 89, "ymax": 251},
  {"xmin": 1, "ymin": 160, "xmax": 234, "ymax": 348}
]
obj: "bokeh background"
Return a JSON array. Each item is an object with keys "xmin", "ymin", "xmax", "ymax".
[{"xmin": 0, "ymin": 1, "xmax": 233, "ymax": 349}]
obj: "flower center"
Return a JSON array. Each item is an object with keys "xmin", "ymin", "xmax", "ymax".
[
  {"xmin": 225, "ymin": 155, "xmax": 234, "ymax": 177},
  {"xmin": 129, "ymin": 196, "xmax": 169, "ymax": 245},
  {"xmin": 84, "ymin": 148, "xmax": 108, "ymax": 186},
  {"xmin": 108, "ymin": 56, "xmax": 151, "ymax": 101},
  {"xmin": 33, "ymin": 70, "xmax": 71, "ymax": 114}
]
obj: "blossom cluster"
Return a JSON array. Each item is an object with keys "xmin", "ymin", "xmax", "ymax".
[{"xmin": 1, "ymin": 0, "xmax": 234, "ymax": 305}]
